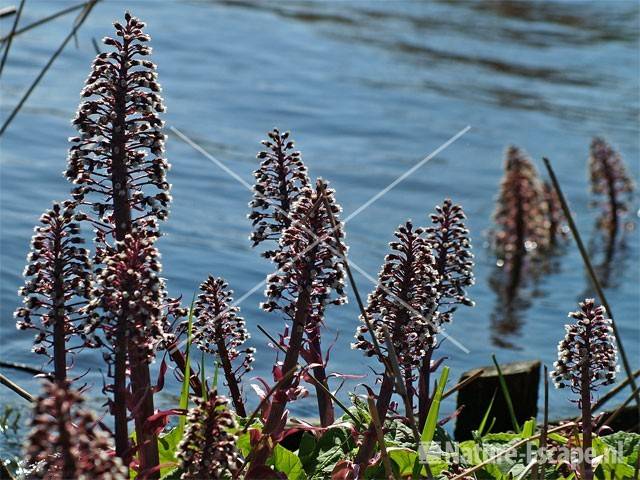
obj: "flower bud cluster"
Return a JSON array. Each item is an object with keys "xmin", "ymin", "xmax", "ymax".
[
  {"xmin": 23, "ymin": 381, "xmax": 126, "ymax": 479},
  {"xmin": 15, "ymin": 201, "xmax": 94, "ymax": 358},
  {"xmin": 262, "ymin": 179, "xmax": 347, "ymax": 334},
  {"xmin": 177, "ymin": 394, "xmax": 240, "ymax": 480},
  {"xmin": 426, "ymin": 199, "xmax": 474, "ymax": 324},
  {"xmin": 551, "ymin": 299, "xmax": 618, "ymax": 400},
  {"xmin": 353, "ymin": 221, "xmax": 440, "ymax": 369},
  {"xmin": 89, "ymin": 220, "xmax": 167, "ymax": 364},
  {"xmin": 248, "ymin": 128, "xmax": 310, "ymax": 258},
  {"xmin": 492, "ymin": 146, "xmax": 548, "ymax": 262},
  {"xmin": 193, "ymin": 276, "xmax": 255, "ymax": 378},
  {"xmin": 65, "ymin": 12, "xmax": 171, "ymax": 231},
  {"xmin": 589, "ymin": 137, "xmax": 634, "ymax": 232}
]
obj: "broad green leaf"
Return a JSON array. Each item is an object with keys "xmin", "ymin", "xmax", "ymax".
[
  {"xmin": 268, "ymin": 444, "xmax": 307, "ymax": 480},
  {"xmin": 157, "ymin": 427, "xmax": 183, "ymax": 477},
  {"xmin": 601, "ymin": 431, "xmax": 640, "ymax": 464},
  {"xmin": 237, "ymin": 431, "xmax": 251, "ymax": 457},
  {"xmin": 297, "ymin": 432, "xmax": 318, "ymax": 473},
  {"xmin": 387, "ymin": 447, "xmax": 448, "ymax": 477},
  {"xmin": 592, "ymin": 436, "xmax": 635, "ymax": 480}
]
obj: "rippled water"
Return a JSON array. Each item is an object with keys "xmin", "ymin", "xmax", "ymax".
[{"xmin": 1, "ymin": 0, "xmax": 638, "ymax": 455}]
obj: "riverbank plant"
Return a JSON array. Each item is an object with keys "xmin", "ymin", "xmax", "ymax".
[{"xmin": 3, "ymin": 11, "xmax": 638, "ymax": 480}]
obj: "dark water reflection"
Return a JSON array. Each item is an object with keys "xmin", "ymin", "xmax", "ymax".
[{"xmin": 0, "ymin": 0, "xmax": 638, "ymax": 453}]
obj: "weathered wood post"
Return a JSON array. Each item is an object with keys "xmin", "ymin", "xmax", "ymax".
[{"xmin": 454, "ymin": 360, "xmax": 540, "ymax": 440}]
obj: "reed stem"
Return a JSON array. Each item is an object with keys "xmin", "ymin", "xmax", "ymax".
[
  {"xmin": 0, "ymin": 0, "xmax": 98, "ymax": 137},
  {"xmin": 0, "ymin": 0, "xmax": 24, "ymax": 77},
  {"xmin": 543, "ymin": 158, "xmax": 640, "ymax": 416}
]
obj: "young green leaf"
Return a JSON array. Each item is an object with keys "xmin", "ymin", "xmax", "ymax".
[{"xmin": 492, "ymin": 354, "xmax": 520, "ymax": 434}]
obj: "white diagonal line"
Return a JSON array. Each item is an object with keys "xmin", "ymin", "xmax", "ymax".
[
  {"xmin": 343, "ymin": 254, "xmax": 470, "ymax": 354},
  {"xmin": 170, "ymin": 126, "xmax": 254, "ymax": 191},
  {"xmin": 343, "ymin": 125, "xmax": 471, "ymax": 223},
  {"xmin": 170, "ymin": 124, "xmax": 472, "ymax": 354}
]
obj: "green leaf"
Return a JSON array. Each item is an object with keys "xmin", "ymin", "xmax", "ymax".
[
  {"xmin": 476, "ymin": 390, "xmax": 497, "ymax": 438},
  {"xmin": 601, "ymin": 431, "xmax": 640, "ymax": 464},
  {"xmin": 236, "ymin": 431, "xmax": 251, "ymax": 457},
  {"xmin": 297, "ymin": 432, "xmax": 318, "ymax": 473},
  {"xmin": 421, "ymin": 366, "xmax": 450, "ymax": 445},
  {"xmin": 157, "ymin": 427, "xmax": 183, "ymax": 477},
  {"xmin": 387, "ymin": 447, "xmax": 448, "ymax": 477},
  {"xmin": 519, "ymin": 418, "xmax": 536, "ymax": 439},
  {"xmin": 492, "ymin": 354, "xmax": 520, "ymax": 434},
  {"xmin": 592, "ymin": 436, "xmax": 635, "ymax": 479},
  {"xmin": 268, "ymin": 444, "xmax": 307, "ymax": 480}
]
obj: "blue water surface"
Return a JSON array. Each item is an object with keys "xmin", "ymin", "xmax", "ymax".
[{"xmin": 0, "ymin": 0, "xmax": 638, "ymax": 454}]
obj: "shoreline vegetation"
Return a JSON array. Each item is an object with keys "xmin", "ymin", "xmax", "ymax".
[{"xmin": 0, "ymin": 11, "xmax": 638, "ymax": 480}]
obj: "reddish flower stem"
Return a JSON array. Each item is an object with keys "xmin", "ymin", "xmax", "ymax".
[{"xmin": 109, "ymin": 31, "xmax": 158, "ymax": 475}]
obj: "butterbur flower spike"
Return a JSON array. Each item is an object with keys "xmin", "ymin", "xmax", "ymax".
[
  {"xmin": 250, "ymin": 179, "xmax": 347, "ymax": 469},
  {"xmin": 353, "ymin": 221, "xmax": 440, "ymax": 466},
  {"xmin": 65, "ymin": 12, "xmax": 170, "ymax": 467},
  {"xmin": 23, "ymin": 380, "xmax": 126, "ymax": 479},
  {"xmin": 551, "ymin": 298, "xmax": 618, "ymax": 398},
  {"xmin": 65, "ymin": 11, "xmax": 170, "ymax": 235},
  {"xmin": 551, "ymin": 298, "xmax": 618, "ymax": 480},
  {"xmin": 193, "ymin": 276, "xmax": 254, "ymax": 417},
  {"xmin": 589, "ymin": 137, "xmax": 635, "ymax": 237},
  {"xmin": 15, "ymin": 201, "xmax": 93, "ymax": 383},
  {"xmin": 177, "ymin": 394, "xmax": 240, "ymax": 480},
  {"xmin": 353, "ymin": 220, "xmax": 439, "ymax": 369},
  {"xmin": 264, "ymin": 179, "xmax": 347, "ymax": 328},
  {"xmin": 419, "ymin": 199, "xmax": 474, "ymax": 427},
  {"xmin": 263, "ymin": 179, "xmax": 347, "ymax": 425},
  {"xmin": 249, "ymin": 128, "xmax": 311, "ymax": 258},
  {"xmin": 492, "ymin": 146, "xmax": 548, "ymax": 264},
  {"xmin": 427, "ymin": 199, "xmax": 475, "ymax": 323}
]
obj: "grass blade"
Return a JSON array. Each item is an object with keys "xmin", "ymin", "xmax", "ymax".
[
  {"xmin": 421, "ymin": 366, "xmax": 450, "ymax": 445},
  {"xmin": 477, "ymin": 389, "xmax": 497, "ymax": 437},
  {"xmin": 491, "ymin": 354, "xmax": 520, "ymax": 433},
  {"xmin": 0, "ymin": 0, "xmax": 99, "ymax": 137}
]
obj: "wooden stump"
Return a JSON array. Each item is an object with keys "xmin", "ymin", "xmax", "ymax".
[{"xmin": 454, "ymin": 360, "xmax": 540, "ymax": 440}]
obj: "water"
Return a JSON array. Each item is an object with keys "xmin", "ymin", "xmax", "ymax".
[{"xmin": 1, "ymin": 0, "xmax": 638, "ymax": 455}]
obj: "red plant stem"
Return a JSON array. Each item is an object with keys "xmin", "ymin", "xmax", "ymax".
[
  {"xmin": 52, "ymin": 223, "xmax": 67, "ymax": 384},
  {"xmin": 580, "ymin": 336, "xmax": 594, "ymax": 480},
  {"xmin": 403, "ymin": 363, "xmax": 413, "ymax": 413},
  {"xmin": 110, "ymin": 34, "xmax": 159, "ymax": 476},
  {"xmin": 167, "ymin": 344, "xmax": 203, "ymax": 395},
  {"xmin": 55, "ymin": 392, "xmax": 76, "ymax": 479},
  {"xmin": 308, "ymin": 332, "xmax": 334, "ymax": 426},
  {"xmin": 355, "ymin": 374, "xmax": 394, "ymax": 466},
  {"xmin": 356, "ymin": 232, "xmax": 416, "ymax": 467},
  {"xmin": 249, "ymin": 271, "xmax": 312, "ymax": 469},
  {"xmin": 418, "ymin": 349, "xmax": 433, "ymax": 430},
  {"xmin": 216, "ymin": 337, "xmax": 247, "ymax": 417}
]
